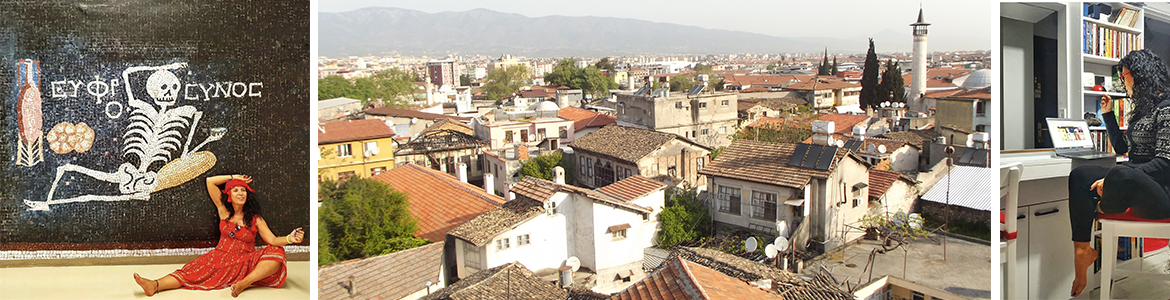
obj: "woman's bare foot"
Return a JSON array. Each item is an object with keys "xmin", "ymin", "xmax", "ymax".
[
  {"xmin": 1072, "ymin": 242, "xmax": 1099, "ymax": 297},
  {"xmin": 134, "ymin": 273, "xmax": 158, "ymax": 297},
  {"xmin": 230, "ymin": 281, "xmax": 249, "ymax": 297}
]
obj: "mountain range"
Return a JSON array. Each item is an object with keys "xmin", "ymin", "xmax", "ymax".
[{"xmin": 319, "ymin": 7, "xmax": 918, "ymax": 58}]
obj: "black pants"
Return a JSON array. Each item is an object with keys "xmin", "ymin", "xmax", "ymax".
[{"xmin": 1069, "ymin": 165, "xmax": 1170, "ymax": 242}]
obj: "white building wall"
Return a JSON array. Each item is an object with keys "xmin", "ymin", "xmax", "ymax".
[
  {"xmin": 630, "ymin": 190, "xmax": 666, "ymax": 248},
  {"xmin": 591, "ymin": 202, "xmax": 648, "ymax": 271},
  {"xmin": 888, "ymin": 146, "xmax": 920, "ymax": 173},
  {"xmin": 824, "ymin": 158, "xmax": 870, "ymax": 250},
  {"xmin": 568, "ymin": 193, "xmax": 598, "ymax": 271},
  {"xmin": 876, "ymin": 180, "xmax": 917, "ymax": 215},
  {"xmin": 482, "ymin": 209, "xmax": 569, "ymax": 272}
]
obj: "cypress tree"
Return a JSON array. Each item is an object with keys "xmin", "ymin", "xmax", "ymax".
[{"xmin": 859, "ymin": 39, "xmax": 881, "ymax": 109}]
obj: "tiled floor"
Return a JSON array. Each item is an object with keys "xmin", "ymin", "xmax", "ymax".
[
  {"xmin": 1082, "ymin": 249, "xmax": 1170, "ymax": 299},
  {"xmin": 0, "ymin": 261, "xmax": 310, "ymax": 299}
]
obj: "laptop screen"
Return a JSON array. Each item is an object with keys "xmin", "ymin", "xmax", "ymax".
[{"xmin": 1046, "ymin": 118, "xmax": 1093, "ymax": 149}]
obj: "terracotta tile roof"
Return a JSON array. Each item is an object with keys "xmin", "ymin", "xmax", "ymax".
[
  {"xmin": 739, "ymin": 86, "xmax": 771, "ymax": 93},
  {"xmin": 668, "ymin": 247, "xmax": 852, "ymax": 300},
  {"xmin": 371, "ymin": 164, "xmax": 505, "ymax": 242},
  {"xmin": 816, "ymin": 114, "xmax": 872, "ymax": 135},
  {"xmin": 737, "ymin": 99, "xmax": 760, "ymax": 112},
  {"xmin": 698, "ymin": 140, "xmax": 851, "ymax": 189},
  {"xmin": 318, "ymin": 119, "xmax": 395, "ymax": 144},
  {"xmin": 569, "ymin": 125, "xmax": 682, "ymax": 164},
  {"xmin": 364, "ymin": 107, "xmax": 471, "ymax": 121},
  {"xmin": 923, "ymin": 89, "xmax": 964, "ymax": 99},
  {"xmin": 520, "ymin": 90, "xmax": 552, "ymax": 98},
  {"xmin": 869, "ymin": 169, "xmax": 916, "ymax": 199},
  {"xmin": 611, "ymin": 256, "xmax": 697, "ymax": 300},
  {"xmin": 683, "ymin": 258, "xmax": 783, "ymax": 300},
  {"xmin": 862, "ymin": 137, "xmax": 915, "ymax": 152},
  {"xmin": 511, "ymin": 176, "xmax": 653, "ymax": 213},
  {"xmin": 568, "ymin": 287, "xmax": 612, "ymax": 300},
  {"xmin": 878, "ymin": 129, "xmax": 941, "ymax": 146},
  {"xmin": 448, "ymin": 197, "xmax": 545, "ymax": 247},
  {"xmin": 946, "ymin": 86, "xmax": 991, "ymax": 100},
  {"xmin": 318, "ymin": 242, "xmax": 444, "ymax": 300},
  {"xmin": 596, "ymin": 175, "xmax": 667, "ymax": 202},
  {"xmin": 420, "ymin": 262, "xmax": 568, "ymax": 300},
  {"xmin": 782, "ymin": 79, "xmax": 859, "ymax": 91},
  {"xmin": 745, "ymin": 117, "xmax": 803, "ymax": 129},
  {"xmin": 558, "ymin": 106, "xmax": 618, "ymax": 130},
  {"xmin": 758, "ymin": 97, "xmax": 807, "ymax": 110}
]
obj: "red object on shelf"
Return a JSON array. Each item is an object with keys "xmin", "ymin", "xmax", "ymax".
[{"xmin": 1093, "ymin": 85, "xmax": 1106, "ymax": 91}]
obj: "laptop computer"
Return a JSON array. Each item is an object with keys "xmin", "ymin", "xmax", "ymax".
[{"xmin": 1046, "ymin": 118, "xmax": 1116, "ymax": 159}]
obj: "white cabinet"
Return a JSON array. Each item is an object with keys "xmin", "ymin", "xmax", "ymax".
[{"xmin": 1024, "ymin": 200, "xmax": 1075, "ymax": 300}]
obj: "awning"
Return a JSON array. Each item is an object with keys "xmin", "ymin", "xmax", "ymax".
[
  {"xmin": 608, "ymin": 223, "xmax": 632, "ymax": 232},
  {"xmin": 784, "ymin": 199, "xmax": 805, "ymax": 206},
  {"xmin": 835, "ymin": 104, "xmax": 865, "ymax": 114},
  {"xmin": 852, "ymin": 182, "xmax": 869, "ymax": 191}
]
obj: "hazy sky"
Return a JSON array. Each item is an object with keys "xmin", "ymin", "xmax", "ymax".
[{"xmin": 319, "ymin": 0, "xmax": 992, "ymax": 51}]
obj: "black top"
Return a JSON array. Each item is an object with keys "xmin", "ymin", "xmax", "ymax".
[{"xmin": 1103, "ymin": 97, "xmax": 1170, "ymax": 183}]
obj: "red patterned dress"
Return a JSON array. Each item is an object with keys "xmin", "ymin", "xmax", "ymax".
[{"xmin": 167, "ymin": 216, "xmax": 287, "ymax": 290}]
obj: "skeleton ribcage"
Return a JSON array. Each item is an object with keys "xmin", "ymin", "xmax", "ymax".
[{"xmin": 122, "ymin": 100, "xmax": 195, "ymax": 172}]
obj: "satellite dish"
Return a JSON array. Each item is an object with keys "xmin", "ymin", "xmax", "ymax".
[
  {"xmin": 411, "ymin": 117, "xmax": 419, "ymax": 124},
  {"xmin": 909, "ymin": 213, "xmax": 923, "ymax": 229},
  {"xmin": 370, "ymin": 144, "xmax": 380, "ymax": 155},
  {"xmin": 529, "ymin": 134, "xmax": 536, "ymax": 141},
  {"xmin": 565, "ymin": 257, "xmax": 581, "ymax": 272},
  {"xmin": 894, "ymin": 211, "xmax": 908, "ymax": 226},
  {"xmin": 765, "ymin": 244, "xmax": 778, "ymax": 258},
  {"xmin": 775, "ymin": 237, "xmax": 790, "ymax": 252},
  {"xmin": 836, "ymin": 140, "xmax": 845, "ymax": 148},
  {"xmin": 966, "ymin": 139, "xmax": 974, "ymax": 147},
  {"xmin": 745, "ymin": 237, "xmax": 758, "ymax": 253},
  {"xmin": 878, "ymin": 145, "xmax": 887, "ymax": 154},
  {"xmin": 777, "ymin": 221, "xmax": 789, "ymax": 238},
  {"xmin": 867, "ymin": 144, "xmax": 876, "ymax": 152}
]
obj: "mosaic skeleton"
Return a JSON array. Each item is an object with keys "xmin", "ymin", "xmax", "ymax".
[{"xmin": 24, "ymin": 62, "xmax": 225, "ymax": 211}]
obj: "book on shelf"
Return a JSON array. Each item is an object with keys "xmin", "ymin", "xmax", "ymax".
[{"xmin": 1083, "ymin": 20, "xmax": 1142, "ymax": 59}]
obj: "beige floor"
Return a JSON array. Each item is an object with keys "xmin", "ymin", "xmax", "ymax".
[{"xmin": 0, "ymin": 261, "xmax": 310, "ymax": 300}]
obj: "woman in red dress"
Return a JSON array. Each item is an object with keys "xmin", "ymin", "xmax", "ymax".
[{"xmin": 133, "ymin": 174, "xmax": 304, "ymax": 297}]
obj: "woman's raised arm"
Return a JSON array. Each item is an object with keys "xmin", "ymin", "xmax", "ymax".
[{"xmin": 207, "ymin": 174, "xmax": 250, "ymax": 220}]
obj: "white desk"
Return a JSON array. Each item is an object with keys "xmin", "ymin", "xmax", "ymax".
[{"xmin": 1001, "ymin": 151, "xmax": 1116, "ymax": 300}]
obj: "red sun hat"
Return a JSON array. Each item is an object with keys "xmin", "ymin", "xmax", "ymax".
[{"xmin": 222, "ymin": 179, "xmax": 255, "ymax": 195}]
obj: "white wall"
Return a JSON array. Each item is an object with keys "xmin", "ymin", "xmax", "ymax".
[
  {"xmin": 888, "ymin": 146, "xmax": 920, "ymax": 173},
  {"xmin": 483, "ymin": 206, "xmax": 569, "ymax": 273},
  {"xmin": 826, "ymin": 158, "xmax": 871, "ymax": 249},
  {"xmin": 631, "ymin": 189, "xmax": 666, "ymax": 248},
  {"xmin": 591, "ymin": 202, "xmax": 648, "ymax": 271}
]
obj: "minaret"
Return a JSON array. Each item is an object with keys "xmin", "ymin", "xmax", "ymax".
[{"xmin": 909, "ymin": 8, "xmax": 930, "ymax": 112}]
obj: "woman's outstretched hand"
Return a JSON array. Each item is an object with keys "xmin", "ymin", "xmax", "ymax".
[
  {"xmin": 231, "ymin": 174, "xmax": 253, "ymax": 183},
  {"xmin": 1101, "ymin": 94, "xmax": 1114, "ymax": 113},
  {"xmin": 1091, "ymin": 178, "xmax": 1106, "ymax": 198},
  {"xmin": 288, "ymin": 227, "xmax": 304, "ymax": 244}
]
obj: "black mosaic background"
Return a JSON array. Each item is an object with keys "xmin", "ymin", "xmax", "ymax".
[{"xmin": 0, "ymin": 1, "xmax": 309, "ymax": 249}]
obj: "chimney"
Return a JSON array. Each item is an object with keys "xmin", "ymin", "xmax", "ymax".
[
  {"xmin": 516, "ymin": 144, "xmax": 529, "ymax": 160},
  {"xmin": 663, "ymin": 82, "xmax": 670, "ymax": 97},
  {"xmin": 504, "ymin": 184, "xmax": 514, "ymax": 201},
  {"xmin": 553, "ymin": 166, "xmax": 565, "ymax": 184},
  {"xmin": 484, "ymin": 173, "xmax": 496, "ymax": 195},
  {"xmin": 972, "ymin": 132, "xmax": 989, "ymax": 149},
  {"xmin": 851, "ymin": 126, "xmax": 865, "ymax": 141},
  {"xmin": 457, "ymin": 163, "xmax": 468, "ymax": 183}
]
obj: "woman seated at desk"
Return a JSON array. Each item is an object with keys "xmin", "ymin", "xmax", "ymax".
[{"xmin": 1070, "ymin": 49, "xmax": 1170, "ymax": 297}]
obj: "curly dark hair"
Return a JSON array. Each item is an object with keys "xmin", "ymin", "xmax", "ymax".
[
  {"xmin": 1119, "ymin": 49, "xmax": 1170, "ymax": 124},
  {"xmin": 222, "ymin": 189, "xmax": 263, "ymax": 228}
]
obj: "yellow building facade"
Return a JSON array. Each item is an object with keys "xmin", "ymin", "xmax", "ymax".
[{"xmin": 318, "ymin": 119, "xmax": 398, "ymax": 181}]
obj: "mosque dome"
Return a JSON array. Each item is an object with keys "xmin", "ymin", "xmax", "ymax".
[
  {"xmin": 960, "ymin": 69, "xmax": 992, "ymax": 89},
  {"xmin": 534, "ymin": 100, "xmax": 560, "ymax": 111}
]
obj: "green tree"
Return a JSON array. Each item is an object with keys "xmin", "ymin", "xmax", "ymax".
[
  {"xmin": 594, "ymin": 57, "xmax": 615, "ymax": 74},
  {"xmin": 731, "ymin": 119, "xmax": 814, "ymax": 144},
  {"xmin": 668, "ymin": 74, "xmax": 694, "ymax": 92},
  {"xmin": 831, "ymin": 56, "xmax": 838, "ymax": 75},
  {"xmin": 518, "ymin": 151, "xmax": 574, "ymax": 184},
  {"xmin": 657, "ymin": 185, "xmax": 712, "ymax": 249},
  {"xmin": 694, "ymin": 63, "xmax": 713, "ymax": 73},
  {"xmin": 859, "ymin": 38, "xmax": 881, "ymax": 110},
  {"xmin": 581, "ymin": 66, "xmax": 617, "ymax": 99},
  {"xmin": 317, "ymin": 68, "xmax": 418, "ymax": 107},
  {"xmin": 318, "ymin": 178, "xmax": 429, "ymax": 265},
  {"xmin": 545, "ymin": 58, "xmax": 580, "ymax": 88},
  {"xmin": 818, "ymin": 49, "xmax": 831, "ymax": 76},
  {"xmin": 459, "ymin": 74, "xmax": 472, "ymax": 86},
  {"xmin": 880, "ymin": 59, "xmax": 906, "ymax": 104},
  {"xmin": 483, "ymin": 65, "xmax": 530, "ymax": 101}
]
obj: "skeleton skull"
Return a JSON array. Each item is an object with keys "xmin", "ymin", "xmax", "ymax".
[{"xmin": 146, "ymin": 70, "xmax": 181, "ymax": 106}]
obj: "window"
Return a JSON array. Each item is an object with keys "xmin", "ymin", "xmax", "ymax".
[
  {"xmin": 495, "ymin": 237, "xmax": 510, "ymax": 250},
  {"xmin": 717, "ymin": 186, "xmax": 741, "ymax": 215},
  {"xmin": 476, "ymin": 155, "xmax": 483, "ymax": 171},
  {"xmin": 364, "ymin": 141, "xmax": 377, "ymax": 155},
  {"xmin": 463, "ymin": 243, "xmax": 482, "ymax": 271},
  {"xmin": 912, "ymin": 291, "xmax": 926, "ymax": 300},
  {"xmin": 521, "ymin": 129, "xmax": 529, "ymax": 143},
  {"xmin": 517, "ymin": 234, "xmax": 531, "ymax": 246},
  {"xmin": 667, "ymin": 166, "xmax": 677, "ymax": 177},
  {"xmin": 537, "ymin": 128, "xmax": 546, "ymax": 140},
  {"xmin": 751, "ymin": 191, "xmax": 778, "ymax": 221},
  {"xmin": 719, "ymin": 127, "xmax": 726, "ymax": 134},
  {"xmin": 612, "ymin": 229, "xmax": 627, "ymax": 239},
  {"xmin": 559, "ymin": 126, "xmax": 568, "ymax": 138},
  {"xmin": 586, "ymin": 158, "xmax": 594, "ymax": 177},
  {"xmin": 370, "ymin": 167, "xmax": 386, "ymax": 176},
  {"xmin": 852, "ymin": 198, "xmax": 859, "ymax": 208},
  {"xmin": 580, "ymin": 157, "xmax": 588, "ymax": 175},
  {"xmin": 337, "ymin": 144, "xmax": 352, "ymax": 157},
  {"xmin": 338, "ymin": 171, "xmax": 356, "ymax": 180},
  {"xmin": 697, "ymin": 157, "xmax": 705, "ymax": 170},
  {"xmin": 505, "ymin": 130, "xmax": 514, "ymax": 143},
  {"xmin": 699, "ymin": 102, "xmax": 708, "ymax": 109},
  {"xmin": 721, "ymin": 99, "xmax": 729, "ymax": 107},
  {"xmin": 701, "ymin": 128, "xmax": 709, "ymax": 136}
]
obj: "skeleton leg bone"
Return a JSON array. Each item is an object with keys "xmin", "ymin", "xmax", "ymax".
[{"xmin": 24, "ymin": 163, "xmax": 142, "ymax": 211}]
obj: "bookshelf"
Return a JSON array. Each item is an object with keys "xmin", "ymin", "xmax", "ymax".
[{"xmin": 1080, "ymin": 2, "xmax": 1142, "ymax": 162}]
